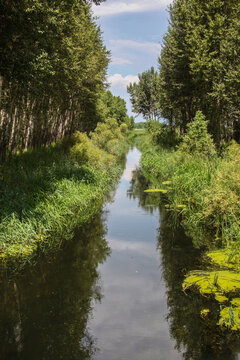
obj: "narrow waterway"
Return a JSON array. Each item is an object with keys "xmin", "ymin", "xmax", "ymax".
[
  {"xmin": 1, "ymin": 148, "xmax": 240, "ymax": 359},
  {"xmin": 89, "ymin": 147, "xmax": 181, "ymax": 359}
]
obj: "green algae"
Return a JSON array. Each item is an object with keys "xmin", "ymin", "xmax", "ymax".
[
  {"xmin": 183, "ymin": 270, "xmax": 240, "ymax": 295},
  {"xmin": 207, "ymin": 249, "xmax": 240, "ymax": 270},
  {"xmin": 231, "ymin": 298, "xmax": 240, "ymax": 307},
  {"xmin": 218, "ymin": 306, "xmax": 240, "ymax": 331},
  {"xmin": 183, "ymin": 269, "xmax": 240, "ymax": 331},
  {"xmin": 200, "ymin": 308, "xmax": 210, "ymax": 318},
  {"xmin": 144, "ymin": 189, "xmax": 168, "ymax": 193},
  {"xmin": 215, "ymin": 293, "xmax": 228, "ymax": 303},
  {"xmin": 162, "ymin": 180, "xmax": 172, "ymax": 185}
]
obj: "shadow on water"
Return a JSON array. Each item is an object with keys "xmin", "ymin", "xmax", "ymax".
[
  {"xmin": 129, "ymin": 166, "xmax": 240, "ymax": 360},
  {"xmin": 0, "ymin": 212, "xmax": 110, "ymax": 360}
]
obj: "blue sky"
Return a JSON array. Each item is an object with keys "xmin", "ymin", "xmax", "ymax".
[{"xmin": 92, "ymin": 0, "xmax": 172, "ymax": 121}]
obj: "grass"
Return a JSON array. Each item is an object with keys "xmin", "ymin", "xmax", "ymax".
[
  {"xmin": 139, "ymin": 137, "xmax": 240, "ymax": 331},
  {"xmin": 0, "ymin": 126, "xmax": 128, "ymax": 272},
  {"xmin": 140, "ymin": 139, "xmax": 240, "ymax": 249}
]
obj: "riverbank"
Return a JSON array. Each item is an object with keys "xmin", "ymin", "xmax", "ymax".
[
  {"xmin": 0, "ymin": 119, "xmax": 128, "ymax": 272},
  {"xmin": 140, "ymin": 140, "xmax": 240, "ymax": 249},
  {"xmin": 138, "ymin": 130, "xmax": 240, "ymax": 331}
]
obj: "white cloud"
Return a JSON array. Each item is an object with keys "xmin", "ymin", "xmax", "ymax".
[
  {"xmin": 108, "ymin": 73, "xmax": 139, "ymax": 88},
  {"xmin": 111, "ymin": 39, "xmax": 162, "ymax": 56},
  {"xmin": 93, "ymin": 0, "xmax": 172, "ymax": 17},
  {"xmin": 111, "ymin": 57, "xmax": 133, "ymax": 65}
]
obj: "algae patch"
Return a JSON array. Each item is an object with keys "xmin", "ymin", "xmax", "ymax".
[
  {"xmin": 144, "ymin": 189, "xmax": 168, "ymax": 193},
  {"xmin": 207, "ymin": 249, "xmax": 240, "ymax": 270},
  {"xmin": 183, "ymin": 269, "xmax": 240, "ymax": 330},
  {"xmin": 183, "ymin": 270, "xmax": 240, "ymax": 295}
]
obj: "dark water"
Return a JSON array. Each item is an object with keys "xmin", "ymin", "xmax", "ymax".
[{"xmin": 1, "ymin": 148, "xmax": 240, "ymax": 359}]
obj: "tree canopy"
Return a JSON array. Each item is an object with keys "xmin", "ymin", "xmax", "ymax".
[
  {"xmin": 128, "ymin": 0, "xmax": 240, "ymax": 145},
  {"xmin": 159, "ymin": 0, "xmax": 240, "ymax": 143},
  {"xmin": 0, "ymin": 0, "xmax": 109, "ymax": 160},
  {"xmin": 127, "ymin": 67, "xmax": 161, "ymax": 121}
]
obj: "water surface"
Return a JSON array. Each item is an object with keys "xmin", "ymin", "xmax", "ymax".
[{"xmin": 1, "ymin": 148, "xmax": 240, "ymax": 359}]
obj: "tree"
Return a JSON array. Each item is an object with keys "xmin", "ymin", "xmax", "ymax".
[
  {"xmin": 0, "ymin": 0, "xmax": 109, "ymax": 160},
  {"xmin": 127, "ymin": 67, "xmax": 161, "ymax": 121},
  {"xmin": 158, "ymin": 0, "xmax": 240, "ymax": 144}
]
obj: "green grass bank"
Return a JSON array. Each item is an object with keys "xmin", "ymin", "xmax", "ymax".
[
  {"xmin": 137, "ymin": 117, "xmax": 240, "ymax": 331},
  {"xmin": 0, "ymin": 118, "xmax": 128, "ymax": 273}
]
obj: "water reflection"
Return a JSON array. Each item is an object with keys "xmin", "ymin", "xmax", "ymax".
[
  {"xmin": 0, "ymin": 213, "xmax": 110, "ymax": 359},
  {"xmin": 90, "ymin": 148, "xmax": 181, "ymax": 360},
  {"xmin": 129, "ymin": 162, "xmax": 240, "ymax": 360},
  {"xmin": 2, "ymin": 148, "xmax": 240, "ymax": 360}
]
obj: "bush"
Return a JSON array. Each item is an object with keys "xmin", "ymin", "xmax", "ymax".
[
  {"xmin": 90, "ymin": 117, "xmax": 124, "ymax": 154},
  {"xmin": 70, "ymin": 131, "xmax": 113, "ymax": 169},
  {"xmin": 146, "ymin": 120, "xmax": 180, "ymax": 147},
  {"xmin": 178, "ymin": 111, "xmax": 216, "ymax": 156},
  {"xmin": 120, "ymin": 123, "xmax": 128, "ymax": 134}
]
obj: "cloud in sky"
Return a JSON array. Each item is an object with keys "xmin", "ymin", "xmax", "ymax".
[
  {"xmin": 111, "ymin": 39, "xmax": 162, "ymax": 56},
  {"xmin": 111, "ymin": 57, "xmax": 133, "ymax": 65},
  {"xmin": 93, "ymin": 0, "xmax": 172, "ymax": 17},
  {"xmin": 108, "ymin": 73, "xmax": 139, "ymax": 88}
]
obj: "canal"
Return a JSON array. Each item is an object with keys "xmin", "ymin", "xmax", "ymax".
[{"xmin": 1, "ymin": 148, "xmax": 240, "ymax": 359}]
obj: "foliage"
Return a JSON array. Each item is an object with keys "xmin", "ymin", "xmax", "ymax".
[
  {"xmin": 120, "ymin": 123, "xmax": 128, "ymax": 134},
  {"xmin": 146, "ymin": 120, "xmax": 180, "ymax": 148},
  {"xmin": 97, "ymin": 91, "xmax": 129, "ymax": 126},
  {"xmin": 140, "ymin": 136, "xmax": 240, "ymax": 332},
  {"xmin": 70, "ymin": 132, "xmax": 113, "ymax": 169},
  {"xmin": 0, "ymin": 0, "xmax": 109, "ymax": 160},
  {"xmin": 90, "ymin": 117, "xmax": 126, "ymax": 156},
  {"xmin": 0, "ymin": 124, "xmax": 127, "ymax": 270},
  {"xmin": 134, "ymin": 122, "xmax": 146, "ymax": 129},
  {"xmin": 127, "ymin": 67, "xmax": 161, "ymax": 120},
  {"xmin": 158, "ymin": 0, "xmax": 240, "ymax": 143},
  {"xmin": 178, "ymin": 111, "xmax": 216, "ymax": 156}
]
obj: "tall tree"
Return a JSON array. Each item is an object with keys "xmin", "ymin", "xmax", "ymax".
[
  {"xmin": 158, "ymin": 0, "xmax": 240, "ymax": 143},
  {"xmin": 0, "ymin": 0, "xmax": 109, "ymax": 160},
  {"xmin": 127, "ymin": 67, "xmax": 161, "ymax": 121}
]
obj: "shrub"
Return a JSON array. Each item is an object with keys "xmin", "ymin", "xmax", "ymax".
[
  {"xmin": 146, "ymin": 120, "xmax": 180, "ymax": 147},
  {"xmin": 70, "ymin": 132, "xmax": 113, "ymax": 169},
  {"xmin": 120, "ymin": 123, "xmax": 128, "ymax": 134},
  {"xmin": 178, "ymin": 111, "xmax": 216, "ymax": 156},
  {"xmin": 90, "ymin": 117, "xmax": 124, "ymax": 153}
]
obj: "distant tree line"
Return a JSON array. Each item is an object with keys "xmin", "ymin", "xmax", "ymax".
[
  {"xmin": 0, "ymin": 0, "xmax": 110, "ymax": 160},
  {"xmin": 128, "ymin": 0, "xmax": 240, "ymax": 145}
]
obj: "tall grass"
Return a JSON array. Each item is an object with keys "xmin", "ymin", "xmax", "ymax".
[
  {"xmin": 140, "ymin": 140, "xmax": 240, "ymax": 248},
  {"xmin": 0, "ymin": 120, "xmax": 128, "ymax": 271}
]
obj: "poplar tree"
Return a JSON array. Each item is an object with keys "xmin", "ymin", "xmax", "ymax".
[
  {"xmin": 0, "ymin": 0, "xmax": 109, "ymax": 160},
  {"xmin": 158, "ymin": 0, "xmax": 240, "ymax": 144}
]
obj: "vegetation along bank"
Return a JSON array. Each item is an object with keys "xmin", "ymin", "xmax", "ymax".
[
  {"xmin": 0, "ymin": 1, "xmax": 134, "ymax": 272},
  {"xmin": 0, "ymin": 117, "xmax": 129, "ymax": 272},
  {"xmin": 128, "ymin": 0, "xmax": 240, "ymax": 332}
]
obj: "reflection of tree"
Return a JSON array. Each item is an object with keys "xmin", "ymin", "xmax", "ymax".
[
  {"xmin": 127, "ymin": 168, "xmax": 161, "ymax": 214},
  {"xmin": 0, "ymin": 213, "xmax": 110, "ymax": 360},
  {"xmin": 159, "ymin": 206, "xmax": 240, "ymax": 360},
  {"xmin": 129, "ymin": 166, "xmax": 240, "ymax": 360}
]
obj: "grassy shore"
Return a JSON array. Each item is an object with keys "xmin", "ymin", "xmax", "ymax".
[
  {"xmin": 0, "ymin": 118, "xmax": 128, "ymax": 272},
  {"xmin": 138, "ymin": 129, "xmax": 240, "ymax": 330}
]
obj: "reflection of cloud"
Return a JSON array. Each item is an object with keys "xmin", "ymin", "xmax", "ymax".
[
  {"xmin": 111, "ymin": 39, "xmax": 162, "ymax": 56},
  {"xmin": 109, "ymin": 238, "xmax": 159, "ymax": 260},
  {"xmin": 111, "ymin": 57, "xmax": 133, "ymax": 65},
  {"xmin": 93, "ymin": 0, "xmax": 172, "ymax": 17},
  {"xmin": 121, "ymin": 167, "xmax": 135, "ymax": 181},
  {"xmin": 108, "ymin": 73, "xmax": 139, "ymax": 88}
]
